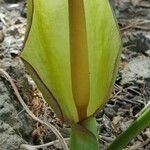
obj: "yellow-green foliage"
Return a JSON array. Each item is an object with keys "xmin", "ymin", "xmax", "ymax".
[{"xmin": 21, "ymin": 0, "xmax": 121, "ymax": 123}]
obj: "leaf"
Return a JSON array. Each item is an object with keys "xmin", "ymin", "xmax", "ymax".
[
  {"xmin": 84, "ymin": 0, "xmax": 122, "ymax": 116},
  {"xmin": 21, "ymin": 0, "xmax": 121, "ymax": 123},
  {"xmin": 21, "ymin": 0, "xmax": 78, "ymax": 122}
]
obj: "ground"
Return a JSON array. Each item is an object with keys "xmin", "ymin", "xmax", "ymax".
[{"xmin": 0, "ymin": 0, "xmax": 150, "ymax": 150}]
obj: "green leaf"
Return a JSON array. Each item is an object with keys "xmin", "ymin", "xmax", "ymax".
[
  {"xmin": 21, "ymin": 0, "xmax": 79, "ymax": 122},
  {"xmin": 108, "ymin": 107, "xmax": 150, "ymax": 150},
  {"xmin": 84, "ymin": 0, "xmax": 121, "ymax": 116}
]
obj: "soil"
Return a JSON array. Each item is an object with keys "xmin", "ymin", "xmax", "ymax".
[{"xmin": 0, "ymin": 0, "xmax": 150, "ymax": 150}]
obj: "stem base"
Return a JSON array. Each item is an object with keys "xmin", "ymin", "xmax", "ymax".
[{"xmin": 70, "ymin": 116, "xmax": 99, "ymax": 150}]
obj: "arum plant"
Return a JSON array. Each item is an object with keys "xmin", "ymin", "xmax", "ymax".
[{"xmin": 21, "ymin": 0, "xmax": 121, "ymax": 150}]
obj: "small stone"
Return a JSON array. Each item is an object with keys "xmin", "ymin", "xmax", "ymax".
[
  {"xmin": 0, "ymin": 120, "xmax": 25, "ymax": 150},
  {"xmin": 121, "ymin": 56, "xmax": 150, "ymax": 84},
  {"xmin": 4, "ymin": 0, "xmax": 23, "ymax": 3},
  {"xmin": 104, "ymin": 107, "xmax": 117, "ymax": 118},
  {"xmin": 146, "ymin": 50, "xmax": 150, "ymax": 56},
  {"xmin": 120, "ymin": 119, "xmax": 134, "ymax": 132},
  {"xmin": 10, "ymin": 49, "xmax": 19, "ymax": 57},
  {"xmin": 21, "ymin": 4, "xmax": 27, "ymax": 18},
  {"xmin": 0, "ymin": 31, "xmax": 4, "ymax": 43}
]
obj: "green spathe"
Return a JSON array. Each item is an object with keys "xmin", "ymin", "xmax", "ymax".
[
  {"xmin": 21, "ymin": 0, "xmax": 121, "ymax": 149},
  {"xmin": 21, "ymin": 0, "xmax": 121, "ymax": 123}
]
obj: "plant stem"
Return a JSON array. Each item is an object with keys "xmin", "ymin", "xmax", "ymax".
[
  {"xmin": 108, "ymin": 107, "xmax": 150, "ymax": 150},
  {"xmin": 70, "ymin": 116, "xmax": 99, "ymax": 150}
]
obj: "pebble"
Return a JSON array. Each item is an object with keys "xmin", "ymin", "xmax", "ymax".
[
  {"xmin": 4, "ymin": 0, "xmax": 23, "ymax": 3},
  {"xmin": 121, "ymin": 56, "xmax": 150, "ymax": 84},
  {"xmin": 104, "ymin": 107, "xmax": 117, "ymax": 118},
  {"xmin": 0, "ymin": 30, "xmax": 4, "ymax": 43},
  {"xmin": 146, "ymin": 50, "xmax": 150, "ymax": 56}
]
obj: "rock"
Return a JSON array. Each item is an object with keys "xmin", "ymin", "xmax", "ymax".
[
  {"xmin": 4, "ymin": 0, "xmax": 23, "ymax": 3},
  {"xmin": 146, "ymin": 50, "xmax": 150, "ymax": 56},
  {"xmin": 0, "ymin": 30, "xmax": 4, "ymax": 43},
  {"xmin": 120, "ymin": 119, "xmax": 134, "ymax": 132},
  {"xmin": 121, "ymin": 56, "xmax": 150, "ymax": 84},
  {"xmin": 21, "ymin": 2, "xmax": 27, "ymax": 18},
  {"xmin": 112, "ymin": 0, "xmax": 150, "ymax": 21},
  {"xmin": 123, "ymin": 32, "xmax": 150, "ymax": 54},
  {"xmin": 0, "ymin": 57, "xmax": 34, "ymax": 148},
  {"xmin": 0, "ymin": 75, "xmax": 33, "ymax": 140},
  {"xmin": 0, "ymin": 3, "xmax": 34, "ymax": 146},
  {"xmin": 0, "ymin": 120, "xmax": 25, "ymax": 150},
  {"xmin": 110, "ymin": 0, "xmax": 137, "ymax": 21},
  {"xmin": 104, "ymin": 107, "xmax": 117, "ymax": 118}
]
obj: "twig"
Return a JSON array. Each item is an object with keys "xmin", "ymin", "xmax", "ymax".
[
  {"xmin": 0, "ymin": 68, "xmax": 69, "ymax": 150},
  {"xmin": 134, "ymin": 26, "xmax": 150, "ymax": 31},
  {"xmin": 120, "ymin": 20, "xmax": 150, "ymax": 31},
  {"xmin": 20, "ymin": 138, "xmax": 70, "ymax": 150},
  {"xmin": 20, "ymin": 144, "xmax": 37, "ymax": 150}
]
